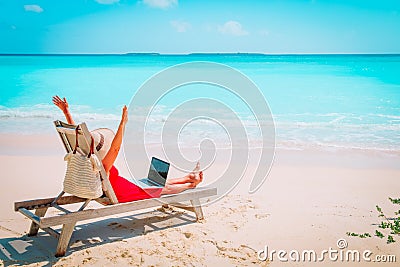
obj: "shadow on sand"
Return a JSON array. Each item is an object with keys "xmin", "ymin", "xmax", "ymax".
[{"xmin": 0, "ymin": 208, "xmax": 196, "ymax": 266}]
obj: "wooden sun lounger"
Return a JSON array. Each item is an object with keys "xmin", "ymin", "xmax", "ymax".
[{"xmin": 14, "ymin": 120, "xmax": 217, "ymax": 257}]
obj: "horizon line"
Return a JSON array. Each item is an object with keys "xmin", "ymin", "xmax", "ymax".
[{"xmin": 1, "ymin": 52, "xmax": 400, "ymax": 56}]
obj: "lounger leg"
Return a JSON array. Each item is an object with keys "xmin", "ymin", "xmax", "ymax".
[
  {"xmin": 55, "ymin": 222, "xmax": 76, "ymax": 257},
  {"xmin": 190, "ymin": 199, "xmax": 204, "ymax": 221},
  {"xmin": 28, "ymin": 207, "xmax": 48, "ymax": 236}
]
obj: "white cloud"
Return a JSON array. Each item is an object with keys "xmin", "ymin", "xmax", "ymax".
[
  {"xmin": 24, "ymin": 4, "xmax": 43, "ymax": 13},
  {"xmin": 95, "ymin": 0, "xmax": 119, "ymax": 4},
  {"xmin": 170, "ymin": 20, "xmax": 191, "ymax": 32},
  {"xmin": 218, "ymin": 21, "xmax": 248, "ymax": 36},
  {"xmin": 143, "ymin": 0, "xmax": 177, "ymax": 9}
]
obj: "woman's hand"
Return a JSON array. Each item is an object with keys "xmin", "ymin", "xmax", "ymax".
[
  {"xmin": 52, "ymin": 95, "xmax": 75, "ymax": 124},
  {"xmin": 121, "ymin": 105, "xmax": 128, "ymax": 125},
  {"xmin": 52, "ymin": 95, "xmax": 69, "ymax": 113}
]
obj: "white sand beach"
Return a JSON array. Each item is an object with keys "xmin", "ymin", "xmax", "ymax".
[{"xmin": 0, "ymin": 133, "xmax": 399, "ymax": 266}]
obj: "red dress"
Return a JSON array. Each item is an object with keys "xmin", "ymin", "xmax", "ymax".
[{"xmin": 108, "ymin": 165, "xmax": 162, "ymax": 203}]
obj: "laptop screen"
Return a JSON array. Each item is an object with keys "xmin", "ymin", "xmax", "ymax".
[{"xmin": 147, "ymin": 157, "xmax": 170, "ymax": 186}]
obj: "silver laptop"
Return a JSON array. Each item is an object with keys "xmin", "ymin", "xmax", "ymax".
[{"xmin": 137, "ymin": 157, "xmax": 170, "ymax": 188}]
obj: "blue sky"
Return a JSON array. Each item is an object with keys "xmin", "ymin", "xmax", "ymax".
[{"xmin": 0, "ymin": 0, "xmax": 399, "ymax": 54}]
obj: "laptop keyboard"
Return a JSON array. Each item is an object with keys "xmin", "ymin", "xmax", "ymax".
[{"xmin": 141, "ymin": 179, "xmax": 161, "ymax": 187}]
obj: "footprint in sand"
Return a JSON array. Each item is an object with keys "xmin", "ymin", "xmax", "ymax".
[
  {"xmin": 89, "ymin": 237, "xmax": 102, "ymax": 243},
  {"xmin": 107, "ymin": 222, "xmax": 128, "ymax": 230},
  {"xmin": 183, "ymin": 232, "xmax": 193, "ymax": 238},
  {"xmin": 255, "ymin": 213, "xmax": 269, "ymax": 219},
  {"xmin": 81, "ymin": 256, "xmax": 96, "ymax": 265},
  {"xmin": 213, "ymin": 241, "xmax": 259, "ymax": 264}
]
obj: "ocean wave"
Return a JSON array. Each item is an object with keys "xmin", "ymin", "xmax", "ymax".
[
  {"xmin": 0, "ymin": 104, "xmax": 120, "ymax": 121},
  {"xmin": 274, "ymin": 121, "xmax": 400, "ymax": 131},
  {"xmin": 275, "ymin": 140, "xmax": 400, "ymax": 154},
  {"xmin": 376, "ymin": 114, "xmax": 400, "ymax": 120},
  {"xmin": 1, "ymin": 106, "xmax": 399, "ymax": 152}
]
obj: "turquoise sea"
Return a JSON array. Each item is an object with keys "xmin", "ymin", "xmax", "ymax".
[{"xmin": 0, "ymin": 54, "xmax": 399, "ymax": 152}]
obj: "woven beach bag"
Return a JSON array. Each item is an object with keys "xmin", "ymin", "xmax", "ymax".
[{"xmin": 63, "ymin": 126, "xmax": 103, "ymax": 199}]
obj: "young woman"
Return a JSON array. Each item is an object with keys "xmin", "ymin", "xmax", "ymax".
[{"xmin": 52, "ymin": 95, "xmax": 203, "ymax": 203}]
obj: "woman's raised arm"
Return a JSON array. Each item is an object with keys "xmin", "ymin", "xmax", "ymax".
[
  {"xmin": 102, "ymin": 105, "xmax": 128, "ymax": 174},
  {"xmin": 52, "ymin": 95, "xmax": 75, "ymax": 125}
]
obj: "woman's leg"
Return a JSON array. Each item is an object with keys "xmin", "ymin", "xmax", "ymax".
[
  {"xmin": 166, "ymin": 171, "xmax": 203, "ymax": 186},
  {"xmin": 166, "ymin": 162, "xmax": 203, "ymax": 185},
  {"xmin": 161, "ymin": 164, "xmax": 203, "ymax": 195},
  {"xmin": 161, "ymin": 182, "xmax": 196, "ymax": 195}
]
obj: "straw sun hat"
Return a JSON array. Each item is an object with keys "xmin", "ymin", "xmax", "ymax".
[{"xmin": 90, "ymin": 128, "xmax": 115, "ymax": 160}]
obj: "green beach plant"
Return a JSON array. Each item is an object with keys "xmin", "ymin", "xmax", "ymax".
[{"xmin": 347, "ymin": 197, "xmax": 400, "ymax": 244}]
